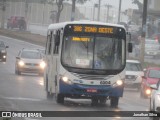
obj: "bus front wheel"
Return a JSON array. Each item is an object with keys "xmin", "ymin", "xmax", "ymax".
[
  {"xmin": 110, "ymin": 97, "xmax": 119, "ymax": 108},
  {"xmin": 47, "ymin": 91, "xmax": 54, "ymax": 99},
  {"xmin": 91, "ymin": 97, "xmax": 98, "ymax": 106},
  {"xmin": 99, "ymin": 97, "xmax": 107, "ymax": 104},
  {"xmin": 56, "ymin": 94, "xmax": 64, "ymax": 104}
]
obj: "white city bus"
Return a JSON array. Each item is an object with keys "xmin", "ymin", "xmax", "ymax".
[{"xmin": 44, "ymin": 21, "xmax": 132, "ymax": 107}]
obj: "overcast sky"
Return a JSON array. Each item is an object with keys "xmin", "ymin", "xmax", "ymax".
[
  {"xmin": 75, "ymin": 0, "xmax": 144, "ymax": 23},
  {"xmin": 83, "ymin": 0, "xmax": 143, "ymax": 11}
]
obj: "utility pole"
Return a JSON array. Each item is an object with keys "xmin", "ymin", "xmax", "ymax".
[
  {"xmin": 25, "ymin": 0, "xmax": 29, "ymax": 20},
  {"xmin": 97, "ymin": 0, "xmax": 101, "ymax": 21},
  {"xmin": 93, "ymin": 4, "xmax": 95, "ymax": 21},
  {"xmin": 1, "ymin": 0, "xmax": 6, "ymax": 29},
  {"xmin": 93, "ymin": 4, "xmax": 96, "ymax": 21},
  {"xmin": 105, "ymin": 4, "xmax": 112, "ymax": 23},
  {"xmin": 118, "ymin": 0, "xmax": 122, "ymax": 23},
  {"xmin": 140, "ymin": 0, "xmax": 148, "ymax": 64},
  {"xmin": 42, "ymin": 3, "xmax": 46, "ymax": 25},
  {"xmin": 71, "ymin": 0, "xmax": 76, "ymax": 21},
  {"xmin": 93, "ymin": 4, "xmax": 98, "ymax": 21}
]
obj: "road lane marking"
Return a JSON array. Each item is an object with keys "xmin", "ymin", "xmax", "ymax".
[{"xmin": 0, "ymin": 96, "xmax": 43, "ymax": 102}]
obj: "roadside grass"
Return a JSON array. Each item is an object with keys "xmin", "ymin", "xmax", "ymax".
[{"xmin": 0, "ymin": 28, "xmax": 46, "ymax": 47}]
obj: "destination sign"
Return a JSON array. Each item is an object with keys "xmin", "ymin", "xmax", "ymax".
[
  {"xmin": 72, "ymin": 37, "xmax": 90, "ymax": 42},
  {"xmin": 73, "ymin": 25, "xmax": 114, "ymax": 34},
  {"xmin": 64, "ymin": 24, "xmax": 125, "ymax": 39}
]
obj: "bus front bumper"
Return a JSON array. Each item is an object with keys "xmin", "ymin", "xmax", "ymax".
[{"xmin": 59, "ymin": 80, "xmax": 124, "ymax": 98}]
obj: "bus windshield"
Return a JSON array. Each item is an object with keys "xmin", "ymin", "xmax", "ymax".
[{"xmin": 61, "ymin": 35, "xmax": 125, "ymax": 74}]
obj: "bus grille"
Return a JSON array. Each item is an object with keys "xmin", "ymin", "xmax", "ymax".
[{"xmin": 71, "ymin": 73, "xmax": 113, "ymax": 80}]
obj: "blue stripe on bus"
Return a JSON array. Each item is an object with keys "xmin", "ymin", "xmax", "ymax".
[{"xmin": 59, "ymin": 80, "xmax": 124, "ymax": 97}]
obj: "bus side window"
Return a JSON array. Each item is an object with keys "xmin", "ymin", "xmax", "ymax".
[
  {"xmin": 53, "ymin": 30, "xmax": 60, "ymax": 54},
  {"xmin": 51, "ymin": 31, "xmax": 56, "ymax": 54},
  {"xmin": 45, "ymin": 35, "xmax": 49, "ymax": 54},
  {"xmin": 48, "ymin": 34, "xmax": 52, "ymax": 55},
  {"xmin": 46, "ymin": 32, "xmax": 52, "ymax": 55}
]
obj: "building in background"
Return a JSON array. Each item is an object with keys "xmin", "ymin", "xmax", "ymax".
[
  {"xmin": 77, "ymin": 4, "xmax": 128, "ymax": 23},
  {"xmin": 0, "ymin": 0, "xmax": 85, "ymax": 27},
  {"xmin": 0, "ymin": 0, "xmax": 129, "ymax": 28},
  {"xmin": 148, "ymin": 0, "xmax": 160, "ymax": 11}
]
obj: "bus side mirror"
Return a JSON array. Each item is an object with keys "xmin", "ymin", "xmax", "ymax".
[
  {"xmin": 126, "ymin": 32, "xmax": 132, "ymax": 52},
  {"xmin": 55, "ymin": 30, "xmax": 60, "ymax": 46},
  {"xmin": 128, "ymin": 43, "xmax": 132, "ymax": 53},
  {"xmin": 150, "ymin": 84, "xmax": 158, "ymax": 90}
]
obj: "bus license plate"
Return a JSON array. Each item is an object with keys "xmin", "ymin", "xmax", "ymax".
[{"xmin": 86, "ymin": 89, "xmax": 97, "ymax": 93}]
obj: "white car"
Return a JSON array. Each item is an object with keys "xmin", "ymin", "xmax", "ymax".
[
  {"xmin": 150, "ymin": 78, "xmax": 160, "ymax": 112},
  {"xmin": 15, "ymin": 48, "xmax": 46, "ymax": 75},
  {"xmin": 125, "ymin": 60, "xmax": 144, "ymax": 90}
]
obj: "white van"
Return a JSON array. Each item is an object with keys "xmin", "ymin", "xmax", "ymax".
[{"xmin": 125, "ymin": 60, "xmax": 144, "ymax": 90}]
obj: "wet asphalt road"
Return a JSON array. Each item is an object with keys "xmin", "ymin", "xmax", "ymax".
[{"xmin": 0, "ymin": 35, "xmax": 158, "ymax": 120}]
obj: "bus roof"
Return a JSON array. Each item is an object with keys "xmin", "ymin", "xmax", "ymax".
[{"xmin": 48, "ymin": 20, "xmax": 125, "ymax": 30}]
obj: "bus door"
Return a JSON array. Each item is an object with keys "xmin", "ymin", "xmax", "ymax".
[
  {"xmin": 51, "ymin": 30, "xmax": 61, "ymax": 94},
  {"xmin": 45, "ymin": 31, "xmax": 56, "ymax": 93},
  {"xmin": 47, "ymin": 30, "xmax": 61, "ymax": 94}
]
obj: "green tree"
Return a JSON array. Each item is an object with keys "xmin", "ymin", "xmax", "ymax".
[
  {"xmin": 40, "ymin": 0, "xmax": 63, "ymax": 23},
  {"xmin": 71, "ymin": 0, "xmax": 89, "ymax": 21},
  {"xmin": 132, "ymin": 0, "xmax": 143, "ymax": 12},
  {"xmin": 41, "ymin": 0, "xmax": 89, "ymax": 23}
]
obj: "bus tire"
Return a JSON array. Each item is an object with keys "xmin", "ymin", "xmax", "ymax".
[
  {"xmin": 47, "ymin": 91, "xmax": 54, "ymax": 100},
  {"xmin": 56, "ymin": 94, "xmax": 64, "ymax": 104},
  {"xmin": 110, "ymin": 97, "xmax": 119, "ymax": 108},
  {"xmin": 17, "ymin": 70, "xmax": 21, "ymax": 75},
  {"xmin": 45, "ymin": 75, "xmax": 48, "ymax": 91},
  {"xmin": 15, "ymin": 67, "xmax": 18, "ymax": 74},
  {"xmin": 91, "ymin": 97, "xmax": 98, "ymax": 106},
  {"xmin": 39, "ymin": 72, "xmax": 44, "ymax": 76},
  {"xmin": 99, "ymin": 97, "xmax": 107, "ymax": 104}
]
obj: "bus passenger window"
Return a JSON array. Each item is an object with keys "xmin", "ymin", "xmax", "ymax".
[
  {"xmin": 46, "ymin": 35, "xmax": 49, "ymax": 55},
  {"xmin": 48, "ymin": 34, "xmax": 52, "ymax": 55},
  {"xmin": 53, "ymin": 30, "xmax": 60, "ymax": 54},
  {"xmin": 53, "ymin": 34, "xmax": 58, "ymax": 54}
]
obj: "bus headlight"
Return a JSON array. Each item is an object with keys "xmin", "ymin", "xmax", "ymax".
[
  {"xmin": 112, "ymin": 80, "xmax": 123, "ymax": 87},
  {"xmin": 18, "ymin": 60, "xmax": 24, "ymax": 66},
  {"xmin": 116, "ymin": 80, "xmax": 123, "ymax": 86},
  {"xmin": 40, "ymin": 61, "xmax": 46, "ymax": 69},
  {"xmin": 62, "ymin": 76, "xmax": 68, "ymax": 82},
  {"xmin": 62, "ymin": 76, "xmax": 73, "ymax": 85}
]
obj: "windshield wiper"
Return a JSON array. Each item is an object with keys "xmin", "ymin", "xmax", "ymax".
[
  {"xmin": 78, "ymin": 36, "xmax": 89, "ymax": 57},
  {"xmin": 79, "ymin": 37, "xmax": 89, "ymax": 49}
]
